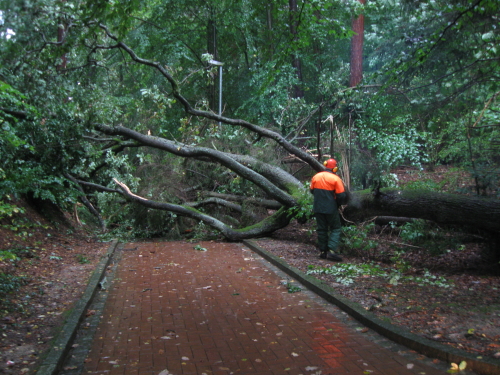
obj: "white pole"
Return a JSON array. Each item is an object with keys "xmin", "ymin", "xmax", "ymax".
[
  {"xmin": 218, "ymin": 65, "xmax": 222, "ymax": 126},
  {"xmin": 208, "ymin": 59, "xmax": 224, "ymax": 126}
]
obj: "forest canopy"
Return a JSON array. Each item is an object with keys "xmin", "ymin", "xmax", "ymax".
[{"xmin": 0, "ymin": 0, "xmax": 499, "ymax": 239}]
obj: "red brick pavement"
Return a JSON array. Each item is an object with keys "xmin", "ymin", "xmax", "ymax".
[{"xmin": 83, "ymin": 241, "xmax": 448, "ymax": 375}]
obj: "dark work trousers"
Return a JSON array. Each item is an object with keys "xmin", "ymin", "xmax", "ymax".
[{"xmin": 315, "ymin": 212, "xmax": 342, "ymax": 254}]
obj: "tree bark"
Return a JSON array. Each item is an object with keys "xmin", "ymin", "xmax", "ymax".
[
  {"xmin": 200, "ymin": 192, "xmax": 282, "ymax": 209},
  {"xmin": 349, "ymin": 0, "xmax": 366, "ymax": 87},
  {"xmin": 344, "ymin": 188, "xmax": 500, "ymax": 233}
]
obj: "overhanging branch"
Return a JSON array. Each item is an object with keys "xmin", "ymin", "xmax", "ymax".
[
  {"xmin": 95, "ymin": 123, "xmax": 299, "ymax": 207},
  {"xmin": 96, "ymin": 24, "xmax": 324, "ymax": 172}
]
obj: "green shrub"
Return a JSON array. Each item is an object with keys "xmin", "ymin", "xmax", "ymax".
[{"xmin": 342, "ymin": 223, "xmax": 378, "ymax": 256}]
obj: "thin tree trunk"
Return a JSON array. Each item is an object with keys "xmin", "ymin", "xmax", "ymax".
[
  {"xmin": 207, "ymin": 15, "xmax": 218, "ymax": 112},
  {"xmin": 289, "ymin": 0, "xmax": 304, "ymax": 98}
]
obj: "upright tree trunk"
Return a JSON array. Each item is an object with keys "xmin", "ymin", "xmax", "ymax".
[
  {"xmin": 207, "ymin": 16, "xmax": 218, "ymax": 112},
  {"xmin": 57, "ymin": 1, "xmax": 67, "ymax": 73},
  {"xmin": 289, "ymin": 0, "xmax": 304, "ymax": 98},
  {"xmin": 266, "ymin": 3, "xmax": 275, "ymax": 60},
  {"xmin": 349, "ymin": 0, "xmax": 366, "ymax": 87}
]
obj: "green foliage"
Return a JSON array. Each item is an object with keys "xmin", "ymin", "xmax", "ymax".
[
  {"xmin": 193, "ymin": 244, "xmax": 207, "ymax": 252},
  {"xmin": 398, "ymin": 219, "xmax": 463, "ymax": 256},
  {"xmin": 470, "ymin": 163, "xmax": 500, "ymax": 197},
  {"xmin": 0, "ymin": 81, "xmax": 83, "ymax": 207},
  {"xmin": 389, "ymin": 251, "xmax": 413, "ymax": 273},
  {"xmin": 341, "ymin": 223, "xmax": 378, "ymax": 256},
  {"xmin": 306, "ymin": 262, "xmax": 452, "ymax": 288},
  {"xmin": 399, "ymin": 220, "xmax": 427, "ymax": 243},
  {"xmin": 354, "ymin": 106, "xmax": 427, "ymax": 171},
  {"xmin": 402, "ymin": 177, "xmax": 440, "ymax": 191},
  {"xmin": 76, "ymin": 254, "xmax": 90, "ymax": 264},
  {"xmin": 281, "ymin": 280, "xmax": 302, "ymax": 293},
  {"xmin": 307, "ymin": 262, "xmax": 387, "ymax": 286},
  {"xmin": 286, "ymin": 182, "xmax": 313, "ymax": 223},
  {"xmin": 0, "ymin": 251, "xmax": 18, "ymax": 262},
  {"xmin": 0, "ymin": 199, "xmax": 25, "ymax": 220}
]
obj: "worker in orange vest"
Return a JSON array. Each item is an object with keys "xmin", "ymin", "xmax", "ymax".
[{"xmin": 310, "ymin": 158, "xmax": 348, "ymax": 261}]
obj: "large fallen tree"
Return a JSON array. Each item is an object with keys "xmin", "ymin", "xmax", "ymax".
[
  {"xmin": 345, "ymin": 189, "xmax": 500, "ymax": 234},
  {"xmin": 65, "ymin": 25, "xmax": 500, "ymax": 240}
]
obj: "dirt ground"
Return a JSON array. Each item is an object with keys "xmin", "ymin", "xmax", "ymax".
[
  {"xmin": 1, "ymin": 166, "xmax": 499, "ymax": 374},
  {"xmin": 0, "ymin": 200, "xmax": 108, "ymax": 375}
]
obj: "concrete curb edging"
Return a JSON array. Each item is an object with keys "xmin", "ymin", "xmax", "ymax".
[
  {"xmin": 35, "ymin": 239, "xmax": 120, "ymax": 375},
  {"xmin": 243, "ymin": 239, "xmax": 500, "ymax": 375}
]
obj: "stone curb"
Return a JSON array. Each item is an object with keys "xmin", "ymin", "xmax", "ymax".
[
  {"xmin": 243, "ymin": 239, "xmax": 500, "ymax": 375},
  {"xmin": 35, "ymin": 239, "xmax": 120, "ymax": 375}
]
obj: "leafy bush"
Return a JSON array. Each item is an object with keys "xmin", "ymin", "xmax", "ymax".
[
  {"xmin": 287, "ymin": 182, "xmax": 314, "ymax": 223},
  {"xmin": 0, "ymin": 81, "xmax": 82, "ymax": 208},
  {"xmin": 399, "ymin": 219, "xmax": 427, "ymax": 243},
  {"xmin": 0, "ymin": 199, "xmax": 25, "ymax": 220},
  {"xmin": 341, "ymin": 223, "xmax": 378, "ymax": 256},
  {"xmin": 398, "ymin": 219, "xmax": 463, "ymax": 256}
]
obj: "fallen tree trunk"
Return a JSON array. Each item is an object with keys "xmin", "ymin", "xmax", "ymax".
[
  {"xmin": 112, "ymin": 179, "xmax": 292, "ymax": 240},
  {"xmin": 345, "ymin": 189, "xmax": 500, "ymax": 233},
  {"xmin": 200, "ymin": 191, "xmax": 282, "ymax": 209}
]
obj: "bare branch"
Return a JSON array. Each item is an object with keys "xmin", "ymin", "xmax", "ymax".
[
  {"xmin": 111, "ymin": 179, "xmax": 292, "ymax": 240},
  {"xmin": 95, "ymin": 123, "xmax": 299, "ymax": 207},
  {"xmin": 0, "ymin": 107, "xmax": 28, "ymax": 119},
  {"xmin": 65, "ymin": 174, "xmax": 106, "ymax": 231},
  {"xmin": 185, "ymin": 198, "xmax": 242, "ymax": 213}
]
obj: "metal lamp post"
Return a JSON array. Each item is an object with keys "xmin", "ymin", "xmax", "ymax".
[{"xmin": 209, "ymin": 59, "xmax": 223, "ymax": 125}]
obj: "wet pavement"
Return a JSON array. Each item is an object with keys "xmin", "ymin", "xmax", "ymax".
[{"xmin": 73, "ymin": 241, "xmax": 450, "ymax": 375}]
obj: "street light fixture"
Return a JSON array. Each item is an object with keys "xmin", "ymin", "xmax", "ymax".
[{"xmin": 209, "ymin": 59, "xmax": 224, "ymax": 125}]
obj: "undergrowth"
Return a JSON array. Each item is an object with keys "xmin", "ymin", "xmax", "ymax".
[{"xmin": 306, "ymin": 262, "xmax": 453, "ymax": 288}]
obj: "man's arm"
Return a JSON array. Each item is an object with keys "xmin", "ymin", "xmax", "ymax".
[{"xmin": 336, "ymin": 191, "xmax": 347, "ymax": 206}]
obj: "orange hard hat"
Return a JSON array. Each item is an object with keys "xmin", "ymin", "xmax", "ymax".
[{"xmin": 323, "ymin": 158, "xmax": 337, "ymax": 170}]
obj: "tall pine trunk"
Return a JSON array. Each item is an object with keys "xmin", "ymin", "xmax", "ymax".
[{"xmin": 349, "ymin": 0, "xmax": 366, "ymax": 87}]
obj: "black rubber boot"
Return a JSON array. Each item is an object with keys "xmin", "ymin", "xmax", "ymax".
[{"xmin": 326, "ymin": 252, "xmax": 342, "ymax": 262}]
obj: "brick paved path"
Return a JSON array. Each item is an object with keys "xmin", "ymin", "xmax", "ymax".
[{"xmin": 82, "ymin": 241, "xmax": 449, "ymax": 375}]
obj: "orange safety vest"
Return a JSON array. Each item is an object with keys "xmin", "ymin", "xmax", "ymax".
[{"xmin": 310, "ymin": 171, "xmax": 345, "ymax": 214}]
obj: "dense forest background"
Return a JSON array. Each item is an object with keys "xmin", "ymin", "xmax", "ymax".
[{"xmin": 1, "ymin": 0, "xmax": 499, "ymax": 241}]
